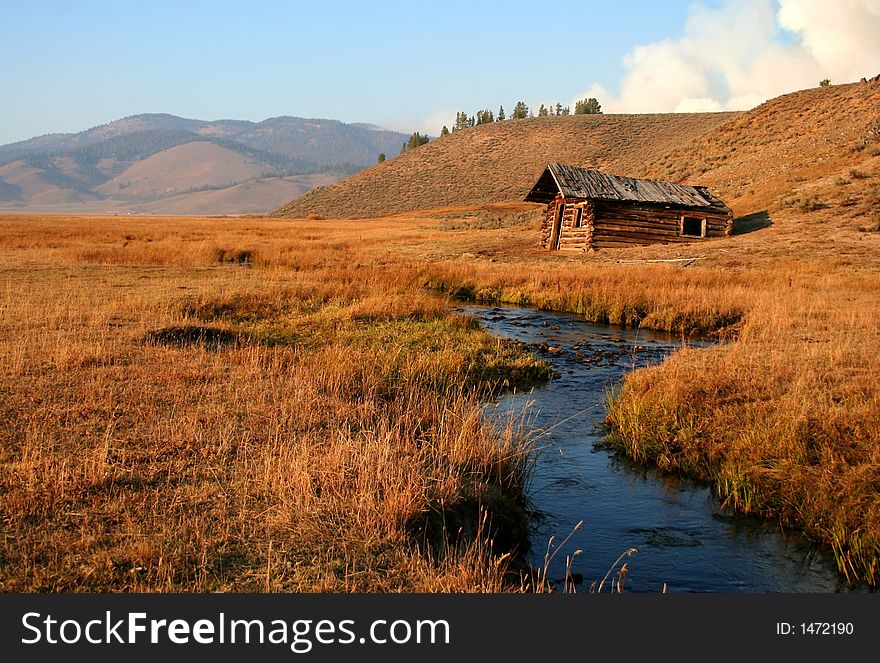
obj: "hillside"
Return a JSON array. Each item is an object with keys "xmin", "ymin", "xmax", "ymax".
[
  {"xmin": 0, "ymin": 113, "xmax": 408, "ymax": 214},
  {"xmin": 274, "ymin": 112, "xmax": 740, "ymax": 218},
  {"xmin": 94, "ymin": 142, "xmax": 273, "ymax": 199},
  {"xmin": 643, "ymin": 81, "xmax": 880, "ymax": 215},
  {"xmin": 275, "ymin": 81, "xmax": 880, "ymax": 222},
  {"xmin": 115, "ymin": 174, "xmax": 338, "ymax": 215}
]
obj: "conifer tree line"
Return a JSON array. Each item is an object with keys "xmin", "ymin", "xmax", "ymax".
[
  {"xmin": 384, "ymin": 96, "xmax": 602, "ymax": 161},
  {"xmin": 439, "ymin": 97, "xmax": 602, "ymax": 135},
  {"xmin": 399, "ymin": 131, "xmax": 430, "ymax": 154}
]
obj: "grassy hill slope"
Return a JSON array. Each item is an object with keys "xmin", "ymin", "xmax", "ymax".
[
  {"xmin": 94, "ymin": 142, "xmax": 274, "ymax": 199},
  {"xmin": 276, "ymin": 81, "xmax": 880, "ymax": 222},
  {"xmin": 643, "ymin": 81, "xmax": 880, "ymax": 216},
  {"xmin": 120, "ymin": 173, "xmax": 340, "ymax": 215},
  {"xmin": 274, "ymin": 112, "xmax": 740, "ymax": 219}
]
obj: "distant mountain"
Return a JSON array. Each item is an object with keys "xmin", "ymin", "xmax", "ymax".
[{"xmin": 0, "ymin": 113, "xmax": 410, "ymax": 214}]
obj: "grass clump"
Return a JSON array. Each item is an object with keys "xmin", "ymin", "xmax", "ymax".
[
  {"xmin": 214, "ymin": 248, "xmax": 255, "ymax": 264},
  {"xmin": 779, "ymin": 194, "xmax": 826, "ymax": 212},
  {"xmin": 605, "ymin": 292, "xmax": 880, "ymax": 587}
]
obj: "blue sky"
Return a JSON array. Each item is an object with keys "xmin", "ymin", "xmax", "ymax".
[
  {"xmin": 0, "ymin": 0, "xmax": 692, "ymax": 144},
  {"xmin": 2, "ymin": 1, "xmax": 878, "ymax": 145}
]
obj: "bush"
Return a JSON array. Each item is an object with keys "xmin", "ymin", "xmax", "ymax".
[
  {"xmin": 214, "ymin": 249, "xmax": 255, "ymax": 264},
  {"xmin": 780, "ymin": 194, "xmax": 825, "ymax": 212}
]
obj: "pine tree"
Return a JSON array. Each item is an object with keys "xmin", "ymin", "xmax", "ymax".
[
  {"xmin": 377, "ymin": 153, "xmax": 386, "ymax": 163},
  {"xmin": 406, "ymin": 132, "xmax": 429, "ymax": 150},
  {"xmin": 562, "ymin": 106, "xmax": 571, "ymax": 116},
  {"xmin": 555, "ymin": 102, "xmax": 563, "ymax": 116},
  {"xmin": 512, "ymin": 101, "xmax": 529, "ymax": 119},
  {"xmin": 498, "ymin": 105, "xmax": 505, "ymax": 121},
  {"xmin": 538, "ymin": 104, "xmax": 549, "ymax": 117},
  {"xmin": 440, "ymin": 125, "xmax": 450, "ymax": 136},
  {"xmin": 574, "ymin": 97, "xmax": 602, "ymax": 114}
]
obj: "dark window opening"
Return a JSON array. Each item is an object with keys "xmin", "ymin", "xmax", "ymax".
[
  {"xmin": 574, "ymin": 208, "xmax": 583, "ymax": 228},
  {"xmin": 681, "ymin": 216, "xmax": 705, "ymax": 237}
]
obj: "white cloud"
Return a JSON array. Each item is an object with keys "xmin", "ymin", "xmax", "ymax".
[
  {"xmin": 573, "ymin": 0, "xmax": 880, "ymax": 114},
  {"xmin": 422, "ymin": 109, "xmax": 456, "ymax": 135}
]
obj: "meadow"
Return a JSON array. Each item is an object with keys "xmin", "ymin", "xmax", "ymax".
[
  {"xmin": 0, "ymin": 211, "xmax": 549, "ymax": 591},
  {"xmin": 1, "ymin": 196, "xmax": 879, "ymax": 589}
]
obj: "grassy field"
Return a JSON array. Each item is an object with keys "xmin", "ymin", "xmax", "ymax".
[
  {"xmin": 0, "ymin": 212, "xmax": 552, "ymax": 592},
  {"xmin": 3, "ymin": 82, "xmax": 874, "ymax": 593},
  {"xmin": 2, "ymin": 147, "xmax": 880, "ymax": 591}
]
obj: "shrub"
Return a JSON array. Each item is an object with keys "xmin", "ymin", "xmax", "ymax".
[
  {"xmin": 214, "ymin": 248, "xmax": 255, "ymax": 264},
  {"xmin": 780, "ymin": 194, "xmax": 825, "ymax": 212}
]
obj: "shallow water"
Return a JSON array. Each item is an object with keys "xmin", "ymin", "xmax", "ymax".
[{"xmin": 456, "ymin": 304, "xmax": 846, "ymax": 593}]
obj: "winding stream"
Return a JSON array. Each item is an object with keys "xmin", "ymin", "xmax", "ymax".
[{"xmin": 457, "ymin": 304, "xmax": 846, "ymax": 593}]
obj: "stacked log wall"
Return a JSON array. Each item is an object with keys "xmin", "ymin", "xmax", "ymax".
[
  {"xmin": 539, "ymin": 200, "xmax": 557, "ymax": 248},
  {"xmin": 589, "ymin": 200, "xmax": 731, "ymax": 249},
  {"xmin": 542, "ymin": 198, "xmax": 732, "ymax": 251},
  {"xmin": 557, "ymin": 200, "xmax": 593, "ymax": 252}
]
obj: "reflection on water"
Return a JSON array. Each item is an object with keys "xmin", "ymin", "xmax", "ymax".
[{"xmin": 457, "ymin": 304, "xmax": 846, "ymax": 593}]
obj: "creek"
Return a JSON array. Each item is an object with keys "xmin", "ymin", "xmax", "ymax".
[{"xmin": 457, "ymin": 304, "xmax": 845, "ymax": 592}]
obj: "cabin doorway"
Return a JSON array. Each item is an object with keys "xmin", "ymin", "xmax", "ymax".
[{"xmin": 550, "ymin": 203, "xmax": 565, "ymax": 250}]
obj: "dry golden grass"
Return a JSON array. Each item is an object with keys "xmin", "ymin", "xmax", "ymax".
[
  {"xmin": 605, "ymin": 276, "xmax": 880, "ymax": 585},
  {"xmin": 4, "ymin": 196, "xmax": 880, "ymax": 591},
  {"xmin": 3, "ymin": 82, "xmax": 880, "ymax": 591},
  {"xmin": 409, "ymin": 199, "xmax": 880, "ymax": 586},
  {"xmin": 0, "ymin": 213, "xmax": 550, "ymax": 592},
  {"xmin": 645, "ymin": 81, "xmax": 880, "ymax": 216}
]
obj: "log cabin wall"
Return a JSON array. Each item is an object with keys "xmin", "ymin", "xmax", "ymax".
[
  {"xmin": 588, "ymin": 200, "xmax": 732, "ymax": 250},
  {"xmin": 556, "ymin": 199, "xmax": 593, "ymax": 252},
  {"xmin": 541, "ymin": 196, "xmax": 588, "ymax": 249},
  {"xmin": 539, "ymin": 199, "xmax": 558, "ymax": 248},
  {"xmin": 527, "ymin": 164, "xmax": 734, "ymax": 252},
  {"xmin": 540, "ymin": 197, "xmax": 732, "ymax": 251}
]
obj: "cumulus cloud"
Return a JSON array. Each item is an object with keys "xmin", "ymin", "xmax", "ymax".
[{"xmin": 571, "ymin": 0, "xmax": 880, "ymax": 114}]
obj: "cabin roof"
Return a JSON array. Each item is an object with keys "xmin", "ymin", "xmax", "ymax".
[{"xmin": 524, "ymin": 163, "xmax": 726, "ymax": 209}]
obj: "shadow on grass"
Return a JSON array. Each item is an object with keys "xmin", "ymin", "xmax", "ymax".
[
  {"xmin": 144, "ymin": 325, "xmax": 244, "ymax": 350},
  {"xmin": 732, "ymin": 210, "xmax": 773, "ymax": 235}
]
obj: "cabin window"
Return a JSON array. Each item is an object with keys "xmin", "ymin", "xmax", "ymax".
[
  {"xmin": 574, "ymin": 208, "xmax": 583, "ymax": 228},
  {"xmin": 681, "ymin": 216, "xmax": 706, "ymax": 237}
]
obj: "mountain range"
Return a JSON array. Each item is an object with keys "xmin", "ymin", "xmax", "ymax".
[{"xmin": 0, "ymin": 114, "xmax": 409, "ymax": 214}]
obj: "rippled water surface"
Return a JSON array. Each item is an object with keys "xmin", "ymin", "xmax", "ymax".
[{"xmin": 457, "ymin": 304, "xmax": 845, "ymax": 593}]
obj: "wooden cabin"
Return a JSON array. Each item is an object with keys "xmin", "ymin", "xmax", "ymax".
[{"xmin": 525, "ymin": 163, "xmax": 733, "ymax": 251}]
